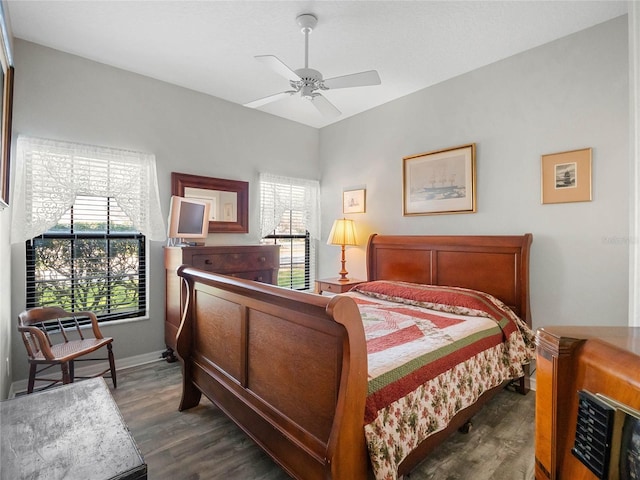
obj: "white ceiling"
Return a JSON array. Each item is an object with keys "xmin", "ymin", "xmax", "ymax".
[{"xmin": 5, "ymin": 1, "xmax": 629, "ymax": 129}]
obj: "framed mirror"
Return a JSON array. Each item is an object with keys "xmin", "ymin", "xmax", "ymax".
[{"xmin": 171, "ymin": 172, "xmax": 248, "ymax": 233}]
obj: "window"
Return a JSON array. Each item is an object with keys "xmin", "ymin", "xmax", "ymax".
[
  {"xmin": 260, "ymin": 173, "xmax": 320, "ymax": 291},
  {"xmin": 12, "ymin": 136, "xmax": 166, "ymax": 322},
  {"xmin": 26, "ymin": 195, "xmax": 146, "ymax": 321},
  {"xmin": 263, "ymin": 219, "xmax": 310, "ymax": 291}
]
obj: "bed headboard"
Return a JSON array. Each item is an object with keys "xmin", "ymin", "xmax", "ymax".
[{"xmin": 366, "ymin": 234, "xmax": 533, "ymax": 326}]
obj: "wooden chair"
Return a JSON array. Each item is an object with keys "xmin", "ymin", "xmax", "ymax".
[{"xmin": 18, "ymin": 306, "xmax": 117, "ymax": 394}]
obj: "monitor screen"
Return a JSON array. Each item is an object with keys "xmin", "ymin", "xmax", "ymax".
[{"xmin": 177, "ymin": 201, "xmax": 206, "ymax": 234}]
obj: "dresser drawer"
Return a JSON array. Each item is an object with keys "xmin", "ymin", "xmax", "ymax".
[
  {"xmin": 191, "ymin": 252, "xmax": 276, "ymax": 272},
  {"xmin": 228, "ymin": 270, "xmax": 275, "ymax": 283}
]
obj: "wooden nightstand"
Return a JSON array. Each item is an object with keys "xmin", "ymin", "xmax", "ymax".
[{"xmin": 315, "ymin": 278, "xmax": 365, "ymax": 295}]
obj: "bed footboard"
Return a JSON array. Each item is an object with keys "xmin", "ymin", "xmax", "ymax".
[{"xmin": 176, "ymin": 266, "xmax": 369, "ymax": 480}]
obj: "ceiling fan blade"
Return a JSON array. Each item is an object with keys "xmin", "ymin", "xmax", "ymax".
[
  {"xmin": 244, "ymin": 91, "xmax": 295, "ymax": 109},
  {"xmin": 311, "ymin": 94, "xmax": 341, "ymax": 118},
  {"xmin": 323, "ymin": 70, "xmax": 381, "ymax": 90},
  {"xmin": 255, "ymin": 55, "xmax": 301, "ymax": 81}
]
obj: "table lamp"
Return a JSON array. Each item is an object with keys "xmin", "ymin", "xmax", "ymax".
[{"xmin": 327, "ymin": 218, "xmax": 358, "ymax": 281}]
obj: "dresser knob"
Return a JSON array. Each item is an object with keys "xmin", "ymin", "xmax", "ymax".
[
  {"xmin": 259, "ymin": 256, "xmax": 266, "ymax": 262},
  {"xmin": 205, "ymin": 259, "xmax": 212, "ymax": 265}
]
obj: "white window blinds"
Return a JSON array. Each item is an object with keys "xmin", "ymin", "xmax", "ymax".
[
  {"xmin": 11, "ymin": 136, "xmax": 166, "ymax": 243},
  {"xmin": 260, "ymin": 173, "xmax": 320, "ymax": 286},
  {"xmin": 26, "ymin": 195, "xmax": 147, "ymax": 321}
]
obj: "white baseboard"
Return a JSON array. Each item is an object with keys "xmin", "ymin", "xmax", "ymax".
[
  {"xmin": 9, "ymin": 350, "xmax": 166, "ymax": 398},
  {"xmin": 113, "ymin": 350, "xmax": 167, "ymax": 371}
]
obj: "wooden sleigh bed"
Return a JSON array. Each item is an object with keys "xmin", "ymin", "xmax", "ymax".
[{"xmin": 175, "ymin": 234, "xmax": 534, "ymax": 480}]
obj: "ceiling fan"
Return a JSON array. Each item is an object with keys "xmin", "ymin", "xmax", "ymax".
[{"xmin": 244, "ymin": 13, "xmax": 381, "ymax": 118}]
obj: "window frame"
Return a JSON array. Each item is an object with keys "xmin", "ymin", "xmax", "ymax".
[
  {"xmin": 263, "ymin": 230, "xmax": 310, "ymax": 291},
  {"xmin": 259, "ymin": 173, "xmax": 319, "ymax": 291},
  {"xmin": 25, "ymin": 196, "xmax": 147, "ymax": 323}
]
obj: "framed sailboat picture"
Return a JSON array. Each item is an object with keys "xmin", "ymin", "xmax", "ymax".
[
  {"xmin": 541, "ymin": 147, "xmax": 592, "ymax": 204},
  {"xmin": 403, "ymin": 144, "xmax": 476, "ymax": 216}
]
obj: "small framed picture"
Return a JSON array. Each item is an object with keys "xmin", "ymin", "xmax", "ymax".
[
  {"xmin": 403, "ymin": 144, "xmax": 476, "ymax": 216},
  {"xmin": 343, "ymin": 189, "xmax": 366, "ymax": 214},
  {"xmin": 541, "ymin": 148, "xmax": 592, "ymax": 204}
]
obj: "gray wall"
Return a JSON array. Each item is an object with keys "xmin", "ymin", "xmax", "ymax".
[
  {"xmin": 318, "ymin": 16, "xmax": 630, "ymax": 331},
  {"xmin": 7, "ymin": 40, "xmax": 320, "ymax": 385}
]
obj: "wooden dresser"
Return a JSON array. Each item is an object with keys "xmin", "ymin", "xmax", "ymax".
[
  {"xmin": 535, "ymin": 326, "xmax": 640, "ymax": 480},
  {"xmin": 164, "ymin": 244, "xmax": 280, "ymax": 360}
]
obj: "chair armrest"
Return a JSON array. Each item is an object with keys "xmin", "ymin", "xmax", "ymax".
[
  {"xmin": 18, "ymin": 325, "xmax": 56, "ymax": 360},
  {"xmin": 75, "ymin": 311, "xmax": 104, "ymax": 339}
]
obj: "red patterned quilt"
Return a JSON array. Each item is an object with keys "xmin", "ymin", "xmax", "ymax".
[{"xmin": 346, "ymin": 281, "xmax": 536, "ymax": 480}]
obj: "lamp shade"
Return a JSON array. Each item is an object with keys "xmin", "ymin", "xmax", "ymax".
[{"xmin": 327, "ymin": 218, "xmax": 358, "ymax": 246}]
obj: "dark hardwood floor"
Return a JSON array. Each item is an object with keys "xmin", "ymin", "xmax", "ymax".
[{"xmin": 110, "ymin": 361, "xmax": 535, "ymax": 480}]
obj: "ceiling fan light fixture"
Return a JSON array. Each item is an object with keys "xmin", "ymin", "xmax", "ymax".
[{"xmin": 301, "ymin": 85, "xmax": 315, "ymax": 99}]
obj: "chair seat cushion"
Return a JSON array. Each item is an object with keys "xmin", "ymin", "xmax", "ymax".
[{"xmin": 33, "ymin": 337, "xmax": 113, "ymax": 362}]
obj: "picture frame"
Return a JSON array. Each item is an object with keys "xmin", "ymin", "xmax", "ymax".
[
  {"xmin": 171, "ymin": 172, "xmax": 249, "ymax": 233},
  {"xmin": 343, "ymin": 188, "xmax": 366, "ymax": 214},
  {"xmin": 541, "ymin": 147, "xmax": 592, "ymax": 204},
  {"xmin": 403, "ymin": 143, "xmax": 476, "ymax": 216},
  {"xmin": 0, "ymin": 7, "xmax": 14, "ymax": 209}
]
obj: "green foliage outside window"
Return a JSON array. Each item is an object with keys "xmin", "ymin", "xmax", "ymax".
[{"xmin": 31, "ymin": 237, "xmax": 142, "ymax": 316}]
